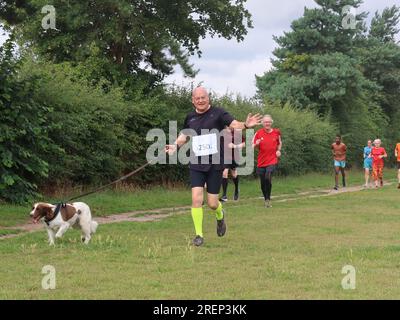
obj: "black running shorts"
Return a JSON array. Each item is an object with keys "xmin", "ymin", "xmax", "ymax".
[{"xmin": 190, "ymin": 168, "xmax": 223, "ymax": 195}]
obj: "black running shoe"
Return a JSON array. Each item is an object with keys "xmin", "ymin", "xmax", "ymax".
[
  {"xmin": 234, "ymin": 191, "xmax": 239, "ymax": 201},
  {"xmin": 333, "ymin": 186, "xmax": 339, "ymax": 191},
  {"xmin": 193, "ymin": 235, "xmax": 204, "ymax": 247},
  {"xmin": 217, "ymin": 211, "xmax": 226, "ymax": 237},
  {"xmin": 398, "ymin": 183, "xmax": 400, "ymax": 189},
  {"xmin": 220, "ymin": 196, "xmax": 228, "ymax": 202}
]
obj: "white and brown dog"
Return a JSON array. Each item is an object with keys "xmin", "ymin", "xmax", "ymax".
[{"xmin": 30, "ymin": 202, "xmax": 98, "ymax": 245}]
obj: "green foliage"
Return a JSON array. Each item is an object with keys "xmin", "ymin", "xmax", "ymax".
[
  {"xmin": 370, "ymin": 5, "xmax": 400, "ymax": 43},
  {"xmin": 256, "ymin": 1, "xmax": 400, "ymax": 167},
  {"xmin": 210, "ymin": 95, "xmax": 337, "ymax": 175},
  {"xmin": 0, "ymin": 40, "xmax": 53, "ymax": 203},
  {"xmin": 0, "ymin": 0, "xmax": 252, "ymax": 85},
  {"xmin": 0, "ymin": 48, "xmax": 196, "ymax": 202},
  {"xmin": 261, "ymin": 103, "xmax": 336, "ymax": 175}
]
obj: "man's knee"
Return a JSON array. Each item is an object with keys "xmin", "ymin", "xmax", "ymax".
[
  {"xmin": 207, "ymin": 195, "xmax": 220, "ymax": 210},
  {"xmin": 208, "ymin": 203, "xmax": 219, "ymax": 210},
  {"xmin": 191, "ymin": 188, "xmax": 204, "ymax": 207}
]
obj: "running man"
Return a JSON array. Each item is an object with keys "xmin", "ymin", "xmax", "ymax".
[
  {"xmin": 252, "ymin": 115, "xmax": 282, "ymax": 208},
  {"xmin": 331, "ymin": 135, "xmax": 347, "ymax": 190},
  {"xmin": 165, "ymin": 87, "xmax": 262, "ymax": 246},
  {"xmin": 363, "ymin": 140, "xmax": 373, "ymax": 188},
  {"xmin": 220, "ymin": 127, "xmax": 245, "ymax": 202},
  {"xmin": 371, "ymin": 139, "xmax": 387, "ymax": 188},
  {"xmin": 394, "ymin": 141, "xmax": 400, "ymax": 189}
]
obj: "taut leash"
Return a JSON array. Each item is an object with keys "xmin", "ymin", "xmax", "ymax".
[{"xmin": 66, "ymin": 161, "xmax": 153, "ymax": 203}]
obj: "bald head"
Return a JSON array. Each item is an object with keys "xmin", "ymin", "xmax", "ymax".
[
  {"xmin": 192, "ymin": 86, "xmax": 211, "ymax": 113},
  {"xmin": 192, "ymin": 86, "xmax": 208, "ymax": 97}
]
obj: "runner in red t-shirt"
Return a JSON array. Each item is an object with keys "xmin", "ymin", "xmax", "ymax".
[
  {"xmin": 252, "ymin": 115, "xmax": 282, "ymax": 208},
  {"xmin": 371, "ymin": 139, "xmax": 387, "ymax": 188}
]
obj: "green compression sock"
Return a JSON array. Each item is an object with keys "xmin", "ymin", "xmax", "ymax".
[
  {"xmin": 213, "ymin": 202, "xmax": 224, "ymax": 221},
  {"xmin": 191, "ymin": 207, "xmax": 203, "ymax": 237}
]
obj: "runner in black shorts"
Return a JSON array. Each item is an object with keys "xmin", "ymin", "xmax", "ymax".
[
  {"xmin": 220, "ymin": 127, "xmax": 245, "ymax": 202},
  {"xmin": 165, "ymin": 87, "xmax": 262, "ymax": 246}
]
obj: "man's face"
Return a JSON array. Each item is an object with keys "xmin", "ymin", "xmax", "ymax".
[
  {"xmin": 368, "ymin": 141, "xmax": 372, "ymax": 147},
  {"xmin": 335, "ymin": 137, "xmax": 341, "ymax": 144},
  {"xmin": 192, "ymin": 89, "xmax": 210, "ymax": 112},
  {"xmin": 262, "ymin": 118, "xmax": 273, "ymax": 130}
]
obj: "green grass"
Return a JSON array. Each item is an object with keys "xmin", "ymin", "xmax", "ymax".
[
  {"xmin": 1, "ymin": 171, "xmax": 400, "ymax": 299},
  {"xmin": 1, "ymin": 169, "xmax": 396, "ymax": 228},
  {"xmin": 0, "ymin": 228, "xmax": 23, "ymax": 237}
]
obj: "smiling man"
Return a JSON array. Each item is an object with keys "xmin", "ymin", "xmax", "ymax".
[
  {"xmin": 165, "ymin": 86, "xmax": 262, "ymax": 246},
  {"xmin": 252, "ymin": 115, "xmax": 282, "ymax": 208}
]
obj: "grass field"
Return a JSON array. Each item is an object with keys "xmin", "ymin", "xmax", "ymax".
[{"xmin": 1, "ymin": 170, "xmax": 400, "ymax": 299}]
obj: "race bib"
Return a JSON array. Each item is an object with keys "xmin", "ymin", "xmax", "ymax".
[{"xmin": 192, "ymin": 133, "xmax": 218, "ymax": 157}]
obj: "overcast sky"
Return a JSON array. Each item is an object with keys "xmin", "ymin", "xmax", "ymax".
[{"xmin": 1, "ymin": 0, "xmax": 398, "ymax": 97}]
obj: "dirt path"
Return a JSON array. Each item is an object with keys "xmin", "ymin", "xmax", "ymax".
[{"xmin": 0, "ymin": 182, "xmax": 393, "ymax": 240}]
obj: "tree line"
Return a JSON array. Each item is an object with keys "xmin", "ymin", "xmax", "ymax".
[{"xmin": 0, "ymin": 0, "xmax": 399, "ymax": 203}]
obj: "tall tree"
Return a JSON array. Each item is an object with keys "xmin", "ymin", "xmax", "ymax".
[
  {"xmin": 256, "ymin": 0, "xmax": 400, "ymax": 164},
  {"xmin": 370, "ymin": 5, "xmax": 400, "ymax": 43},
  {"xmin": 256, "ymin": 0, "xmax": 370, "ymax": 116},
  {"xmin": 0, "ymin": 0, "xmax": 252, "ymax": 86}
]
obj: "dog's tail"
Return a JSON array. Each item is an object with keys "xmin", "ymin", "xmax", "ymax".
[{"xmin": 90, "ymin": 221, "xmax": 98, "ymax": 234}]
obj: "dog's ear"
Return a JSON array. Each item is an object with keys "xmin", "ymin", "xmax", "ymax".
[{"xmin": 41, "ymin": 206, "xmax": 54, "ymax": 220}]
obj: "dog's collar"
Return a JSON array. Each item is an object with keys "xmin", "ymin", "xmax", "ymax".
[{"xmin": 44, "ymin": 203, "xmax": 67, "ymax": 226}]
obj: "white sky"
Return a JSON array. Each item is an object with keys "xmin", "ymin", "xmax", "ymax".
[
  {"xmin": 1, "ymin": 0, "xmax": 399, "ymax": 97},
  {"xmin": 165, "ymin": 0, "xmax": 400, "ymax": 97}
]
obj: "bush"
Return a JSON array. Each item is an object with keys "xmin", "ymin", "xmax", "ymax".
[
  {"xmin": 0, "ymin": 41, "xmax": 53, "ymax": 203},
  {"xmin": 260, "ymin": 102, "xmax": 336, "ymax": 175},
  {"xmin": 210, "ymin": 95, "xmax": 337, "ymax": 175}
]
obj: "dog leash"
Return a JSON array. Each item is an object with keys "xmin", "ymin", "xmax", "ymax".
[{"xmin": 65, "ymin": 161, "xmax": 154, "ymax": 203}]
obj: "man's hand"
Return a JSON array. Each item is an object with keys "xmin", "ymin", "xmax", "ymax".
[
  {"xmin": 254, "ymin": 139, "xmax": 261, "ymax": 146},
  {"xmin": 276, "ymin": 150, "xmax": 281, "ymax": 158},
  {"xmin": 245, "ymin": 113, "xmax": 263, "ymax": 128},
  {"xmin": 228, "ymin": 143, "xmax": 236, "ymax": 149},
  {"xmin": 165, "ymin": 144, "xmax": 178, "ymax": 155}
]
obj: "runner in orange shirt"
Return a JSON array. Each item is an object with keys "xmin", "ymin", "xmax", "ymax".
[
  {"xmin": 371, "ymin": 139, "xmax": 388, "ymax": 188},
  {"xmin": 331, "ymin": 135, "xmax": 347, "ymax": 190}
]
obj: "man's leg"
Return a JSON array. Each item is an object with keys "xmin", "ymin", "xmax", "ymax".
[
  {"xmin": 191, "ymin": 187, "xmax": 204, "ymax": 239},
  {"xmin": 189, "ymin": 170, "xmax": 207, "ymax": 246},
  {"xmin": 232, "ymin": 169, "xmax": 239, "ymax": 200},
  {"xmin": 265, "ymin": 166, "xmax": 276, "ymax": 203},
  {"xmin": 372, "ymin": 165, "xmax": 379, "ymax": 188},
  {"xmin": 364, "ymin": 168, "xmax": 370, "ymax": 187},
  {"xmin": 340, "ymin": 166, "xmax": 346, "ymax": 187},
  {"xmin": 397, "ymin": 165, "xmax": 400, "ymax": 188},
  {"xmin": 258, "ymin": 168, "xmax": 268, "ymax": 200},
  {"xmin": 334, "ymin": 166, "xmax": 340, "ymax": 189},
  {"xmin": 221, "ymin": 168, "xmax": 229, "ymax": 201},
  {"xmin": 206, "ymin": 170, "xmax": 226, "ymax": 237}
]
